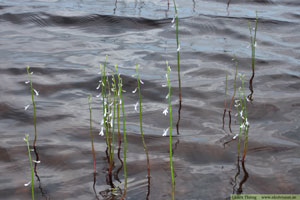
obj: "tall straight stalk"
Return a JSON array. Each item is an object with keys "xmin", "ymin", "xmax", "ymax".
[
  {"xmin": 24, "ymin": 134, "xmax": 35, "ymax": 200},
  {"xmin": 115, "ymin": 66, "xmax": 127, "ymax": 200},
  {"xmin": 26, "ymin": 66, "xmax": 37, "ymax": 148},
  {"xmin": 166, "ymin": 61, "xmax": 175, "ymax": 200},
  {"xmin": 88, "ymin": 95, "xmax": 97, "ymax": 175},
  {"xmin": 136, "ymin": 65, "xmax": 151, "ymax": 199},
  {"xmin": 172, "ymin": 0, "xmax": 182, "ymax": 135}
]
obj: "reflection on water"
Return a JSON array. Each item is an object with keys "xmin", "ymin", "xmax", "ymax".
[{"xmin": 0, "ymin": 0, "xmax": 300, "ymax": 199}]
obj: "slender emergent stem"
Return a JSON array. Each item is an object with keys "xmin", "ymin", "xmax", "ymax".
[
  {"xmin": 166, "ymin": 61, "xmax": 175, "ymax": 200},
  {"xmin": 24, "ymin": 134, "xmax": 35, "ymax": 200},
  {"xmin": 115, "ymin": 66, "xmax": 127, "ymax": 200},
  {"xmin": 88, "ymin": 95, "xmax": 97, "ymax": 175},
  {"xmin": 228, "ymin": 56, "xmax": 238, "ymax": 132},
  {"xmin": 26, "ymin": 66, "xmax": 37, "ymax": 148},
  {"xmin": 222, "ymin": 72, "xmax": 228, "ymax": 129},
  {"xmin": 240, "ymin": 75, "xmax": 249, "ymax": 161},
  {"xmin": 136, "ymin": 65, "xmax": 151, "ymax": 199}
]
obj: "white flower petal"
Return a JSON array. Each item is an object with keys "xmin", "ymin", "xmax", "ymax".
[
  {"xmin": 33, "ymin": 89, "xmax": 39, "ymax": 96},
  {"xmin": 177, "ymin": 45, "xmax": 181, "ymax": 52},
  {"xmin": 163, "ymin": 108, "xmax": 168, "ymax": 116},
  {"xmin": 96, "ymin": 84, "xmax": 101, "ymax": 90},
  {"xmin": 233, "ymin": 134, "xmax": 239, "ymax": 140},
  {"xmin": 33, "ymin": 160, "xmax": 41, "ymax": 164},
  {"xmin": 24, "ymin": 181, "xmax": 31, "ymax": 187},
  {"xmin": 99, "ymin": 127, "xmax": 104, "ymax": 136},
  {"xmin": 24, "ymin": 105, "xmax": 30, "ymax": 110},
  {"xmin": 163, "ymin": 127, "xmax": 169, "ymax": 136},
  {"xmin": 132, "ymin": 88, "xmax": 137, "ymax": 94},
  {"xmin": 25, "ymin": 80, "xmax": 30, "ymax": 84},
  {"xmin": 96, "ymin": 94, "xmax": 101, "ymax": 98},
  {"xmin": 165, "ymin": 94, "xmax": 169, "ymax": 99},
  {"xmin": 134, "ymin": 102, "xmax": 139, "ymax": 112},
  {"xmin": 162, "ymin": 84, "xmax": 167, "ymax": 87},
  {"xmin": 140, "ymin": 79, "xmax": 144, "ymax": 85}
]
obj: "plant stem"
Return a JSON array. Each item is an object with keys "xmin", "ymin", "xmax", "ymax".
[
  {"xmin": 136, "ymin": 65, "xmax": 151, "ymax": 199},
  {"xmin": 166, "ymin": 61, "xmax": 175, "ymax": 200},
  {"xmin": 88, "ymin": 95, "xmax": 97, "ymax": 175},
  {"xmin": 24, "ymin": 134, "xmax": 35, "ymax": 200}
]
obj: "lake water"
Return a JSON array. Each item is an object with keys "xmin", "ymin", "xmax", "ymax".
[{"xmin": 0, "ymin": 0, "xmax": 299, "ymax": 199}]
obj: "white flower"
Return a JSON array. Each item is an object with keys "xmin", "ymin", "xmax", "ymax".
[
  {"xmin": 109, "ymin": 112, "xmax": 113, "ymax": 118},
  {"xmin": 96, "ymin": 94, "xmax": 101, "ymax": 98},
  {"xmin": 134, "ymin": 102, "xmax": 139, "ymax": 112},
  {"xmin": 163, "ymin": 108, "xmax": 168, "ymax": 116},
  {"xmin": 119, "ymin": 99, "xmax": 122, "ymax": 104},
  {"xmin": 163, "ymin": 127, "xmax": 169, "ymax": 136},
  {"xmin": 171, "ymin": 16, "xmax": 175, "ymax": 24},
  {"xmin": 240, "ymin": 123, "xmax": 245, "ymax": 129},
  {"xmin": 132, "ymin": 88, "xmax": 137, "ymax": 94},
  {"xmin": 233, "ymin": 134, "xmax": 239, "ymax": 140},
  {"xmin": 240, "ymin": 110, "xmax": 244, "ymax": 119},
  {"xmin": 25, "ymin": 80, "xmax": 30, "ymax": 84},
  {"xmin": 24, "ymin": 181, "xmax": 31, "ymax": 187},
  {"xmin": 24, "ymin": 105, "xmax": 30, "ymax": 110},
  {"xmin": 33, "ymin": 160, "xmax": 41, "ymax": 164},
  {"xmin": 30, "ymin": 72, "xmax": 33, "ymax": 75},
  {"xmin": 101, "ymin": 119, "xmax": 104, "ymax": 125},
  {"xmin": 177, "ymin": 44, "xmax": 181, "ymax": 52},
  {"xmin": 110, "ymin": 119, "xmax": 113, "ymax": 127},
  {"xmin": 245, "ymin": 118, "xmax": 250, "ymax": 126},
  {"xmin": 96, "ymin": 84, "xmax": 101, "ymax": 90},
  {"xmin": 109, "ymin": 102, "xmax": 113, "ymax": 107},
  {"xmin": 254, "ymin": 42, "xmax": 257, "ymax": 47},
  {"xmin": 140, "ymin": 79, "xmax": 144, "ymax": 85},
  {"xmin": 104, "ymin": 108, "xmax": 107, "ymax": 117},
  {"xmin": 165, "ymin": 94, "xmax": 169, "ymax": 99},
  {"xmin": 99, "ymin": 127, "xmax": 104, "ymax": 136},
  {"xmin": 171, "ymin": 23, "xmax": 175, "ymax": 28},
  {"xmin": 33, "ymin": 89, "xmax": 39, "ymax": 96},
  {"xmin": 162, "ymin": 84, "xmax": 167, "ymax": 87}
]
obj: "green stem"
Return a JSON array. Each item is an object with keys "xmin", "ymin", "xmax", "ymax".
[
  {"xmin": 24, "ymin": 134, "xmax": 35, "ymax": 200},
  {"xmin": 166, "ymin": 61, "xmax": 175, "ymax": 200},
  {"xmin": 116, "ymin": 66, "xmax": 127, "ymax": 199},
  {"xmin": 26, "ymin": 66, "xmax": 37, "ymax": 147},
  {"xmin": 136, "ymin": 65, "xmax": 151, "ymax": 190}
]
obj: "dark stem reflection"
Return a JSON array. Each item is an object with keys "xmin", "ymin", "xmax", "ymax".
[
  {"xmin": 232, "ymin": 156, "xmax": 249, "ymax": 194},
  {"xmin": 33, "ymin": 146, "xmax": 49, "ymax": 200}
]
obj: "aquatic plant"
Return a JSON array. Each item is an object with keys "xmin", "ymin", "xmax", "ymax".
[
  {"xmin": 115, "ymin": 65, "xmax": 128, "ymax": 200},
  {"xmin": 88, "ymin": 95, "xmax": 97, "ymax": 175},
  {"xmin": 134, "ymin": 64, "xmax": 151, "ymax": 199},
  {"xmin": 165, "ymin": 61, "xmax": 175, "ymax": 200},
  {"xmin": 26, "ymin": 66, "xmax": 38, "ymax": 148},
  {"xmin": 24, "ymin": 134, "xmax": 35, "ymax": 200},
  {"xmin": 222, "ymin": 72, "xmax": 228, "ymax": 129},
  {"xmin": 172, "ymin": 0, "xmax": 182, "ymax": 135},
  {"xmin": 235, "ymin": 74, "xmax": 250, "ymax": 161},
  {"xmin": 247, "ymin": 12, "xmax": 258, "ymax": 101},
  {"xmin": 228, "ymin": 56, "xmax": 238, "ymax": 132}
]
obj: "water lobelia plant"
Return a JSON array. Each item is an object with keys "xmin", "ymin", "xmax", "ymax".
[
  {"xmin": 164, "ymin": 61, "xmax": 175, "ymax": 200},
  {"xmin": 171, "ymin": 0, "xmax": 182, "ymax": 135},
  {"xmin": 134, "ymin": 64, "xmax": 151, "ymax": 199},
  {"xmin": 24, "ymin": 134, "xmax": 35, "ymax": 200},
  {"xmin": 247, "ymin": 12, "xmax": 258, "ymax": 102},
  {"xmin": 115, "ymin": 65, "xmax": 128, "ymax": 200},
  {"xmin": 25, "ymin": 66, "xmax": 39, "ymax": 149},
  {"xmin": 235, "ymin": 74, "xmax": 250, "ymax": 161}
]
